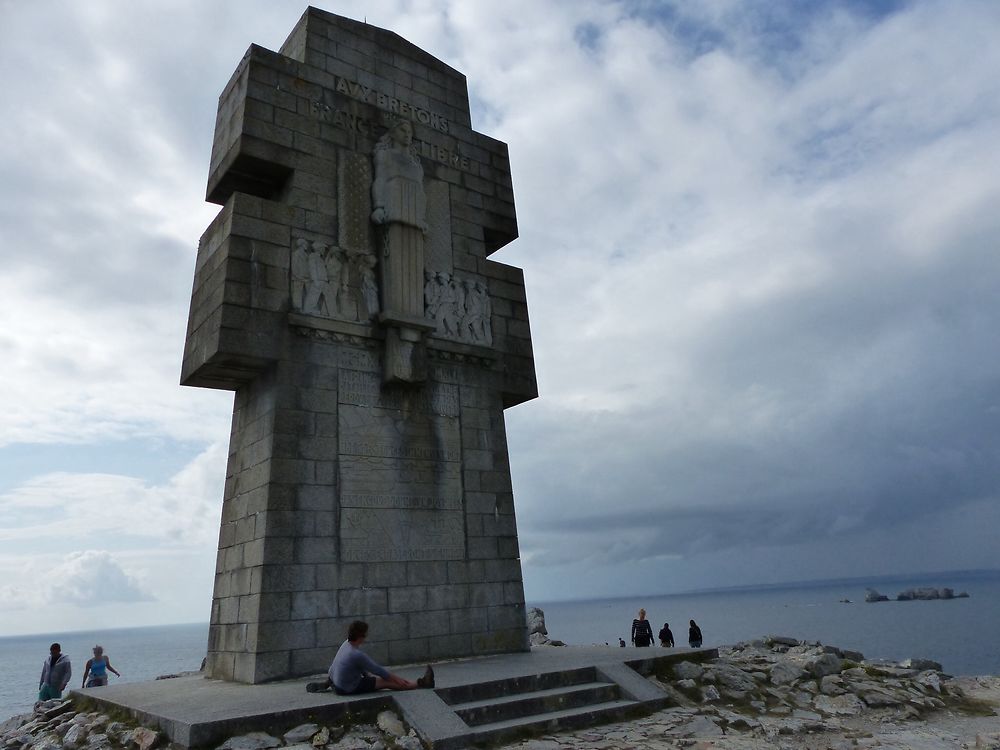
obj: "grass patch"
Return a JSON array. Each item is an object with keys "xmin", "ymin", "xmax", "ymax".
[{"xmin": 944, "ymin": 693, "xmax": 998, "ymax": 717}]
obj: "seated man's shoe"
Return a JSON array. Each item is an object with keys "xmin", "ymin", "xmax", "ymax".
[
  {"xmin": 306, "ymin": 680, "xmax": 330, "ymax": 693},
  {"xmin": 417, "ymin": 665, "xmax": 435, "ymax": 689}
]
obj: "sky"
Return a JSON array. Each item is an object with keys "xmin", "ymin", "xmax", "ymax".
[{"xmin": 1, "ymin": 0, "xmax": 999, "ymax": 636}]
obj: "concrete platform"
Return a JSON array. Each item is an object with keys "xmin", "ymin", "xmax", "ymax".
[{"xmin": 72, "ymin": 646, "xmax": 717, "ymax": 749}]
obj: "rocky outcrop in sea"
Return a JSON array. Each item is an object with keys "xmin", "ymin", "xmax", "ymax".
[
  {"xmin": 526, "ymin": 607, "xmax": 565, "ymax": 647},
  {"xmin": 865, "ymin": 586, "xmax": 970, "ymax": 602}
]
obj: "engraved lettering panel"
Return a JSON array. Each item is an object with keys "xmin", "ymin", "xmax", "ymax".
[
  {"xmin": 340, "ymin": 508, "xmax": 464, "ymax": 562},
  {"xmin": 339, "ymin": 456, "xmax": 462, "ymax": 497},
  {"xmin": 339, "ymin": 347, "xmax": 382, "ymax": 373},
  {"xmin": 339, "ymin": 404, "xmax": 461, "ymax": 462},
  {"xmin": 338, "ymin": 369, "xmax": 460, "ymax": 416},
  {"xmin": 338, "ymin": 401, "xmax": 465, "ymax": 561}
]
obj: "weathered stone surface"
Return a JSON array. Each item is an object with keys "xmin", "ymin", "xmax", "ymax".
[
  {"xmin": 216, "ymin": 733, "xmax": 282, "ymax": 750},
  {"xmin": 701, "ymin": 685, "xmax": 721, "ymax": 702},
  {"xmin": 706, "ymin": 663, "xmax": 757, "ymax": 692},
  {"xmin": 673, "ymin": 661, "xmax": 704, "ymax": 681},
  {"xmin": 526, "ymin": 607, "xmax": 547, "ymax": 636},
  {"xmin": 60, "ymin": 727, "xmax": 86, "ymax": 750},
  {"xmin": 900, "ymin": 657, "xmax": 943, "ymax": 671},
  {"xmin": 771, "ymin": 662, "xmax": 807, "ymax": 685},
  {"xmin": 375, "ymin": 712, "xmax": 404, "ymax": 738},
  {"xmin": 663, "ymin": 714, "xmax": 724, "ymax": 738},
  {"xmin": 128, "ymin": 728, "xmax": 159, "ymax": 750},
  {"xmin": 806, "ymin": 653, "xmax": 844, "ymax": 678},
  {"xmin": 814, "ymin": 693, "xmax": 865, "ymax": 715},
  {"xmin": 820, "ymin": 674, "xmax": 848, "ymax": 695},
  {"xmin": 766, "ymin": 635, "xmax": 800, "ymax": 647},
  {"xmin": 917, "ymin": 670, "xmax": 943, "ymax": 693},
  {"xmin": 281, "ymin": 725, "xmax": 318, "ymax": 745},
  {"xmin": 860, "ymin": 688, "xmax": 904, "ymax": 707}
]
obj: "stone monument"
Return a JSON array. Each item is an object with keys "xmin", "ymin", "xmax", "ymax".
[{"xmin": 181, "ymin": 7, "xmax": 537, "ymax": 683}]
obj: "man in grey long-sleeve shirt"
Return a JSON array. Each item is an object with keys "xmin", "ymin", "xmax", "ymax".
[
  {"xmin": 306, "ymin": 621, "xmax": 433, "ymax": 694},
  {"xmin": 39, "ymin": 643, "xmax": 72, "ymax": 700}
]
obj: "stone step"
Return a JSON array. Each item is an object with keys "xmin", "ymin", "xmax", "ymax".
[
  {"xmin": 435, "ymin": 666, "xmax": 598, "ymax": 706},
  {"xmin": 452, "ymin": 681, "xmax": 621, "ymax": 726},
  {"xmin": 461, "ymin": 698, "xmax": 643, "ymax": 747}
]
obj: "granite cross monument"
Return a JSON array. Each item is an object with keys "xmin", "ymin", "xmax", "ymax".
[{"xmin": 181, "ymin": 7, "xmax": 537, "ymax": 683}]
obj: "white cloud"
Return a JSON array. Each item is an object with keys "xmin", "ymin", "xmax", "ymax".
[
  {"xmin": 0, "ymin": 442, "xmax": 225, "ymax": 550},
  {"xmin": 0, "ymin": 551, "xmax": 151, "ymax": 610},
  {"xmin": 47, "ymin": 551, "xmax": 153, "ymax": 606}
]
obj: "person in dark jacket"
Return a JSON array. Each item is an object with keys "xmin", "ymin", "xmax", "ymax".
[
  {"xmin": 39, "ymin": 643, "xmax": 72, "ymax": 701},
  {"xmin": 688, "ymin": 619, "xmax": 703, "ymax": 648},
  {"xmin": 658, "ymin": 622, "xmax": 674, "ymax": 647},
  {"xmin": 631, "ymin": 608, "xmax": 654, "ymax": 647}
]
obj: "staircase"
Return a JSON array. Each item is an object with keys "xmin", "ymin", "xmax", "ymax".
[
  {"xmin": 443, "ymin": 666, "xmax": 639, "ymax": 741},
  {"xmin": 397, "ymin": 662, "xmax": 675, "ymax": 749}
]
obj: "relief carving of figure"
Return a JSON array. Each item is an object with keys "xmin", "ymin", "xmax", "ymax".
[
  {"xmin": 291, "ymin": 238, "xmax": 310, "ymax": 311},
  {"xmin": 423, "ymin": 272, "xmax": 493, "ymax": 346},
  {"xmin": 358, "ymin": 254, "xmax": 379, "ymax": 320},
  {"xmin": 371, "ymin": 119, "xmax": 427, "ymax": 321},
  {"xmin": 424, "ymin": 269, "xmax": 443, "ymax": 320},
  {"xmin": 292, "ymin": 238, "xmax": 375, "ymax": 323},
  {"xmin": 475, "ymin": 281, "xmax": 493, "ymax": 346},
  {"xmin": 461, "ymin": 279, "xmax": 479, "ymax": 341},
  {"xmin": 323, "ymin": 243, "xmax": 345, "ymax": 315},
  {"xmin": 306, "ymin": 241, "xmax": 331, "ymax": 315},
  {"xmin": 338, "ymin": 278, "xmax": 358, "ymax": 321}
]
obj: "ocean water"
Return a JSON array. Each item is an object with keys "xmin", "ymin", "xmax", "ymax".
[
  {"xmin": 0, "ymin": 623, "xmax": 207, "ymax": 723},
  {"xmin": 2, "ymin": 573, "xmax": 997, "ymax": 723},
  {"xmin": 533, "ymin": 572, "xmax": 1000, "ymax": 678}
]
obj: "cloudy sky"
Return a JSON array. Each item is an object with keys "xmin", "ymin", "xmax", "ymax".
[{"xmin": 2, "ymin": 0, "xmax": 999, "ymax": 636}]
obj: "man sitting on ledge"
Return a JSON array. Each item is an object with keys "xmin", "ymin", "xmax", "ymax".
[{"xmin": 307, "ymin": 620, "xmax": 434, "ymax": 694}]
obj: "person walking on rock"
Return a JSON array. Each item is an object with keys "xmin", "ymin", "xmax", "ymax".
[
  {"xmin": 307, "ymin": 620, "xmax": 434, "ymax": 694},
  {"xmin": 38, "ymin": 643, "xmax": 71, "ymax": 701},
  {"xmin": 659, "ymin": 622, "xmax": 675, "ymax": 648},
  {"xmin": 81, "ymin": 645, "xmax": 121, "ymax": 688},
  {"xmin": 689, "ymin": 619, "xmax": 703, "ymax": 648},
  {"xmin": 631, "ymin": 608, "xmax": 654, "ymax": 647}
]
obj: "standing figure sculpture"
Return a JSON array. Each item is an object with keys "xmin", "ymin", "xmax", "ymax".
[
  {"xmin": 306, "ymin": 241, "xmax": 331, "ymax": 315},
  {"xmin": 371, "ymin": 119, "xmax": 431, "ymax": 382},
  {"xmin": 291, "ymin": 238, "xmax": 311, "ymax": 311},
  {"xmin": 358, "ymin": 254, "xmax": 380, "ymax": 320}
]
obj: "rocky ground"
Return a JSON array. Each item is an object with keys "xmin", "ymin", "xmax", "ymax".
[
  {"xmin": 3, "ymin": 636, "xmax": 998, "ymax": 750},
  {"xmin": 501, "ymin": 637, "xmax": 1000, "ymax": 749}
]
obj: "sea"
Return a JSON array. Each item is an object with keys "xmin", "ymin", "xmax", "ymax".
[{"xmin": 2, "ymin": 571, "xmax": 998, "ymax": 723}]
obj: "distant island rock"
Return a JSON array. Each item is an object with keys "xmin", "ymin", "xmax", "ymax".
[{"xmin": 865, "ymin": 586, "xmax": 970, "ymax": 603}]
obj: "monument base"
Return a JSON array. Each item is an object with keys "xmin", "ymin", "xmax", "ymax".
[{"xmin": 72, "ymin": 647, "xmax": 719, "ymax": 749}]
